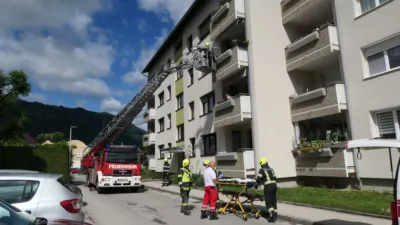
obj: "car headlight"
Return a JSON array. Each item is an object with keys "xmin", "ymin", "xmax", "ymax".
[
  {"xmin": 135, "ymin": 178, "xmax": 140, "ymax": 182},
  {"xmin": 105, "ymin": 178, "xmax": 110, "ymax": 182}
]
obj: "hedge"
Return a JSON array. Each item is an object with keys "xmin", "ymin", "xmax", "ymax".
[{"xmin": 0, "ymin": 142, "xmax": 70, "ymax": 179}]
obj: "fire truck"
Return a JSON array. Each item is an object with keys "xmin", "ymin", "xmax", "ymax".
[{"xmin": 81, "ymin": 44, "xmax": 214, "ymax": 194}]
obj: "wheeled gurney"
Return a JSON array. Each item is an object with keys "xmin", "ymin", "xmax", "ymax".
[{"xmin": 217, "ymin": 178, "xmax": 263, "ymax": 221}]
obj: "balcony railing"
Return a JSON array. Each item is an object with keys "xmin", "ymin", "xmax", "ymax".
[
  {"xmin": 285, "ymin": 25, "xmax": 339, "ymax": 72},
  {"xmin": 143, "ymin": 108, "xmax": 156, "ymax": 123},
  {"xmin": 216, "ymin": 148, "xmax": 255, "ymax": 178},
  {"xmin": 289, "ymin": 83, "xmax": 347, "ymax": 122},
  {"xmin": 210, "ymin": 0, "xmax": 246, "ymax": 40},
  {"xmin": 143, "ymin": 132, "xmax": 155, "ymax": 147},
  {"xmin": 215, "ymin": 45, "xmax": 248, "ymax": 81},
  {"xmin": 213, "ymin": 94, "xmax": 251, "ymax": 128},
  {"xmin": 281, "ymin": 0, "xmax": 331, "ymax": 25}
]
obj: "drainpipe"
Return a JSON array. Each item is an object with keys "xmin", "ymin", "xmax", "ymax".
[{"xmin": 352, "ymin": 147, "xmax": 363, "ymax": 190}]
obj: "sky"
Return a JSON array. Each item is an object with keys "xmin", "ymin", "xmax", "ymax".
[{"xmin": 0, "ymin": 0, "xmax": 195, "ymax": 129}]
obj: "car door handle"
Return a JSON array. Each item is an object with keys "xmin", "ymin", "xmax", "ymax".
[{"xmin": 25, "ymin": 210, "xmax": 31, "ymax": 214}]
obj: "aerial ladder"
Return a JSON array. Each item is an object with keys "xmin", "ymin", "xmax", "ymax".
[{"xmin": 80, "ymin": 44, "xmax": 215, "ymax": 191}]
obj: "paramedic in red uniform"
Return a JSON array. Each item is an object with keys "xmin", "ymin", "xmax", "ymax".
[{"xmin": 200, "ymin": 160, "xmax": 219, "ymax": 220}]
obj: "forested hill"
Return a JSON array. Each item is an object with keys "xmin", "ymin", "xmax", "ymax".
[{"xmin": 14, "ymin": 100, "xmax": 145, "ymax": 145}]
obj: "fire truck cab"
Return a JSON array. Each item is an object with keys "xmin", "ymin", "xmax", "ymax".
[{"xmin": 86, "ymin": 144, "xmax": 141, "ymax": 193}]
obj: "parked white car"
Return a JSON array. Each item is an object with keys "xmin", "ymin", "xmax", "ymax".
[{"xmin": 0, "ymin": 172, "xmax": 84, "ymax": 221}]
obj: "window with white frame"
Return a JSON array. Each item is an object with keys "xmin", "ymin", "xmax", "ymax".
[
  {"xmin": 188, "ymin": 68, "xmax": 194, "ymax": 86},
  {"xmin": 366, "ymin": 44, "xmax": 400, "ymax": 76},
  {"xmin": 167, "ymin": 113, "xmax": 171, "ymax": 129},
  {"xmin": 158, "ymin": 144, "xmax": 164, "ymax": 159},
  {"xmin": 200, "ymin": 91, "xmax": 215, "ymax": 115},
  {"xmin": 176, "ymin": 93, "xmax": 184, "ymax": 110},
  {"xmin": 358, "ymin": 0, "xmax": 389, "ymax": 15},
  {"xmin": 158, "ymin": 117, "xmax": 165, "ymax": 132},
  {"xmin": 177, "ymin": 124, "xmax": 184, "ymax": 141},
  {"xmin": 189, "ymin": 101, "xmax": 194, "ymax": 120},
  {"xmin": 167, "ymin": 85, "xmax": 171, "ymax": 101},
  {"xmin": 375, "ymin": 109, "xmax": 400, "ymax": 139},
  {"xmin": 158, "ymin": 91, "xmax": 164, "ymax": 107}
]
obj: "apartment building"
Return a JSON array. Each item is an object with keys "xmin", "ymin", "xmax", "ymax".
[{"xmin": 142, "ymin": 0, "xmax": 400, "ymax": 190}]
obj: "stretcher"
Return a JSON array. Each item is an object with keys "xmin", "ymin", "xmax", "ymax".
[{"xmin": 217, "ymin": 178, "xmax": 263, "ymax": 221}]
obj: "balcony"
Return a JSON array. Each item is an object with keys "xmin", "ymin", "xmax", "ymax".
[
  {"xmin": 215, "ymin": 45, "xmax": 248, "ymax": 81},
  {"xmin": 281, "ymin": 0, "xmax": 333, "ymax": 26},
  {"xmin": 210, "ymin": 0, "xmax": 246, "ymax": 41},
  {"xmin": 213, "ymin": 94, "xmax": 251, "ymax": 128},
  {"xmin": 216, "ymin": 148, "xmax": 255, "ymax": 178},
  {"xmin": 290, "ymin": 83, "xmax": 347, "ymax": 122},
  {"xmin": 285, "ymin": 25, "xmax": 339, "ymax": 72},
  {"xmin": 143, "ymin": 108, "xmax": 156, "ymax": 123},
  {"xmin": 143, "ymin": 133, "xmax": 155, "ymax": 147}
]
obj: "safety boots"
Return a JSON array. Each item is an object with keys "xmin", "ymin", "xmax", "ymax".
[
  {"xmin": 267, "ymin": 211, "xmax": 278, "ymax": 222},
  {"xmin": 200, "ymin": 210, "xmax": 207, "ymax": 219},
  {"xmin": 181, "ymin": 206, "xmax": 184, "ymax": 213},
  {"xmin": 209, "ymin": 211, "xmax": 218, "ymax": 220}
]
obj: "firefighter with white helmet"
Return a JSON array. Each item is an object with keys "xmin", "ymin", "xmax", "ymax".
[
  {"xmin": 256, "ymin": 158, "xmax": 278, "ymax": 222},
  {"xmin": 178, "ymin": 158, "xmax": 193, "ymax": 215}
]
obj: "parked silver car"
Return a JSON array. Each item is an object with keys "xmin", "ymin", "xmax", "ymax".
[
  {"xmin": 0, "ymin": 199, "xmax": 91, "ymax": 225},
  {"xmin": 0, "ymin": 173, "xmax": 84, "ymax": 221}
]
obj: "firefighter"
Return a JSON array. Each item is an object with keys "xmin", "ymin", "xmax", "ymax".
[
  {"xmin": 211, "ymin": 162, "xmax": 223, "ymax": 209},
  {"xmin": 162, "ymin": 158, "xmax": 170, "ymax": 187},
  {"xmin": 256, "ymin": 158, "xmax": 278, "ymax": 222},
  {"xmin": 178, "ymin": 158, "xmax": 193, "ymax": 215},
  {"xmin": 201, "ymin": 160, "xmax": 218, "ymax": 220}
]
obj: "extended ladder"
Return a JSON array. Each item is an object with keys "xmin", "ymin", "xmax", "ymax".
[{"xmin": 82, "ymin": 45, "xmax": 214, "ymax": 158}]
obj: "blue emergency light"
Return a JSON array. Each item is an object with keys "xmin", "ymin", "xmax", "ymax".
[
  {"xmin": 105, "ymin": 144, "xmax": 111, "ymax": 151},
  {"xmin": 133, "ymin": 145, "xmax": 138, "ymax": 151}
]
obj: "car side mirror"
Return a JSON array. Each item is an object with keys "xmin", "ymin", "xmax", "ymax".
[{"xmin": 34, "ymin": 217, "xmax": 48, "ymax": 225}]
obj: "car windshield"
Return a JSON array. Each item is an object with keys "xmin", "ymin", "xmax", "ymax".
[
  {"xmin": 0, "ymin": 201, "xmax": 35, "ymax": 225},
  {"xmin": 106, "ymin": 151, "xmax": 139, "ymax": 163}
]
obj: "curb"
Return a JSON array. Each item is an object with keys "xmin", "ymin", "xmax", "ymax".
[
  {"xmin": 142, "ymin": 181, "xmax": 391, "ymax": 221},
  {"xmin": 145, "ymin": 185, "xmax": 316, "ymax": 225}
]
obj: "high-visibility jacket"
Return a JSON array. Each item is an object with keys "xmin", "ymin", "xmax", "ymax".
[
  {"xmin": 163, "ymin": 162, "xmax": 170, "ymax": 173},
  {"xmin": 256, "ymin": 166, "xmax": 277, "ymax": 185},
  {"xmin": 178, "ymin": 167, "xmax": 192, "ymax": 190}
]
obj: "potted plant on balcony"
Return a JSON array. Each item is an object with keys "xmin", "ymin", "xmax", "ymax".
[{"xmin": 293, "ymin": 139, "xmax": 332, "ymax": 154}]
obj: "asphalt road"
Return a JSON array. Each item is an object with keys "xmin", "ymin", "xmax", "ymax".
[{"xmin": 79, "ymin": 184, "xmax": 302, "ymax": 225}]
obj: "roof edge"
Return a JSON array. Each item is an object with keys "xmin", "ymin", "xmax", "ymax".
[{"xmin": 142, "ymin": 0, "xmax": 203, "ymax": 73}]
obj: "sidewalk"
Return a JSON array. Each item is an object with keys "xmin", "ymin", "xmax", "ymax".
[{"xmin": 143, "ymin": 181, "xmax": 391, "ymax": 225}]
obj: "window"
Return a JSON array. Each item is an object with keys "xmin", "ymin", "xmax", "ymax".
[
  {"xmin": 167, "ymin": 86, "xmax": 171, "ymax": 100},
  {"xmin": 202, "ymin": 133, "xmax": 217, "ymax": 156},
  {"xmin": 198, "ymin": 15, "xmax": 211, "ymax": 41},
  {"xmin": 174, "ymin": 42, "xmax": 183, "ymax": 62},
  {"xmin": 0, "ymin": 180, "xmax": 40, "ymax": 203},
  {"xmin": 190, "ymin": 137, "xmax": 196, "ymax": 157},
  {"xmin": 188, "ymin": 69, "xmax": 194, "ymax": 86},
  {"xmin": 158, "ymin": 117, "xmax": 165, "ymax": 132},
  {"xmin": 166, "ymin": 143, "xmax": 172, "ymax": 158},
  {"xmin": 232, "ymin": 131, "xmax": 242, "ymax": 152},
  {"xmin": 367, "ymin": 44, "xmax": 400, "ymax": 76},
  {"xmin": 359, "ymin": 0, "xmax": 389, "ymax": 14},
  {"xmin": 158, "ymin": 91, "xmax": 164, "ymax": 107},
  {"xmin": 189, "ymin": 101, "xmax": 195, "ymax": 120},
  {"xmin": 375, "ymin": 109, "xmax": 400, "ymax": 139},
  {"xmin": 177, "ymin": 93, "xmax": 184, "ymax": 110},
  {"xmin": 158, "ymin": 144, "xmax": 164, "ymax": 159},
  {"xmin": 177, "ymin": 124, "xmax": 185, "ymax": 141},
  {"xmin": 200, "ymin": 92, "xmax": 215, "ymax": 115},
  {"xmin": 187, "ymin": 35, "xmax": 193, "ymax": 52},
  {"xmin": 177, "ymin": 70, "xmax": 183, "ymax": 80},
  {"xmin": 167, "ymin": 114, "xmax": 172, "ymax": 129}
]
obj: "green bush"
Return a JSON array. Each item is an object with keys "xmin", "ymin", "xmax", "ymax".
[
  {"xmin": 0, "ymin": 142, "xmax": 69, "ymax": 179},
  {"xmin": 141, "ymin": 169, "xmax": 162, "ymax": 179}
]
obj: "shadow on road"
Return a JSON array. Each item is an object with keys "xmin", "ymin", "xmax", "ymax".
[
  {"xmin": 71, "ymin": 180, "xmax": 86, "ymax": 186},
  {"xmin": 101, "ymin": 187, "xmax": 148, "ymax": 195},
  {"xmin": 312, "ymin": 220, "xmax": 373, "ymax": 225},
  {"xmin": 83, "ymin": 202, "xmax": 88, "ymax": 207}
]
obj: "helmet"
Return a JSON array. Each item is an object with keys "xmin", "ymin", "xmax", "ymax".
[
  {"xmin": 205, "ymin": 42, "xmax": 210, "ymax": 47},
  {"xmin": 259, "ymin": 158, "xmax": 268, "ymax": 165},
  {"xmin": 203, "ymin": 160, "xmax": 210, "ymax": 166},
  {"xmin": 164, "ymin": 158, "xmax": 168, "ymax": 162},
  {"xmin": 182, "ymin": 159, "xmax": 190, "ymax": 167}
]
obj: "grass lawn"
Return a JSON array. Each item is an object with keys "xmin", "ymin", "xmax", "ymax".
[{"xmin": 220, "ymin": 186, "xmax": 393, "ymax": 216}]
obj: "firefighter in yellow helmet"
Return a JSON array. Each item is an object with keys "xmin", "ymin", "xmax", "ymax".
[
  {"xmin": 178, "ymin": 158, "xmax": 193, "ymax": 215},
  {"xmin": 162, "ymin": 158, "xmax": 170, "ymax": 187},
  {"xmin": 256, "ymin": 158, "xmax": 278, "ymax": 222}
]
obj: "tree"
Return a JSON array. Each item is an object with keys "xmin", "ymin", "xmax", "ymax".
[
  {"xmin": 51, "ymin": 132, "xmax": 64, "ymax": 142},
  {"xmin": 36, "ymin": 132, "xmax": 65, "ymax": 143},
  {"xmin": 0, "ymin": 69, "xmax": 31, "ymax": 141}
]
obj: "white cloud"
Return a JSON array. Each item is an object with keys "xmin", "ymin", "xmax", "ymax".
[
  {"xmin": 101, "ymin": 97, "xmax": 124, "ymax": 115},
  {"xmin": 137, "ymin": 0, "xmax": 194, "ymax": 24},
  {"xmin": 21, "ymin": 93, "xmax": 46, "ymax": 103},
  {"xmin": 77, "ymin": 100, "xmax": 86, "ymax": 108},
  {"xmin": 0, "ymin": 0, "xmax": 115, "ymax": 98},
  {"xmin": 122, "ymin": 28, "xmax": 168, "ymax": 85},
  {"xmin": 136, "ymin": 19, "xmax": 148, "ymax": 33}
]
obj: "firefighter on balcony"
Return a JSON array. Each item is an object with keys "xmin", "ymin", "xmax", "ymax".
[
  {"xmin": 178, "ymin": 158, "xmax": 193, "ymax": 215},
  {"xmin": 256, "ymin": 158, "xmax": 278, "ymax": 222},
  {"xmin": 162, "ymin": 158, "xmax": 170, "ymax": 187},
  {"xmin": 201, "ymin": 160, "xmax": 219, "ymax": 220}
]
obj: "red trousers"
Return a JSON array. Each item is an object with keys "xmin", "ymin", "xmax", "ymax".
[{"xmin": 201, "ymin": 186, "xmax": 217, "ymax": 212}]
